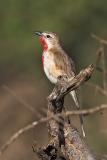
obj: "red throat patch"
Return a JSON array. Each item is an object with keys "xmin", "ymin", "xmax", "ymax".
[{"xmin": 39, "ymin": 36, "xmax": 48, "ymax": 51}]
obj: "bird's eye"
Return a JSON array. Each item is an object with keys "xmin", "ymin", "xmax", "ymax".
[{"xmin": 46, "ymin": 35, "xmax": 51, "ymax": 38}]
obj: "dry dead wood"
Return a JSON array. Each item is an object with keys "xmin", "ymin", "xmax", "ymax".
[{"xmin": 36, "ymin": 64, "xmax": 95, "ymax": 160}]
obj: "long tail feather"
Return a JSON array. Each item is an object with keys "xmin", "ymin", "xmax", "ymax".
[{"xmin": 70, "ymin": 91, "xmax": 85, "ymax": 137}]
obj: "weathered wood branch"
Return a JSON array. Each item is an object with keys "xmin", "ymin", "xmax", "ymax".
[
  {"xmin": 48, "ymin": 64, "xmax": 94, "ymax": 101},
  {"xmin": 37, "ymin": 64, "xmax": 96, "ymax": 160},
  {"xmin": 0, "ymin": 64, "xmax": 107, "ymax": 159},
  {"xmin": 1, "ymin": 104, "xmax": 107, "ymax": 156}
]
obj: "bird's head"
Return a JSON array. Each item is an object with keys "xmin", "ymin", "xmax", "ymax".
[{"xmin": 35, "ymin": 31, "xmax": 60, "ymax": 51}]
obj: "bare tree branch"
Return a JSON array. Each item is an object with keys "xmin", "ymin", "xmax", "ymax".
[
  {"xmin": 66, "ymin": 104, "xmax": 107, "ymax": 116},
  {"xmin": 37, "ymin": 64, "xmax": 96, "ymax": 160},
  {"xmin": 0, "ymin": 104, "xmax": 107, "ymax": 156},
  {"xmin": 91, "ymin": 34, "xmax": 107, "ymax": 45},
  {"xmin": 48, "ymin": 64, "xmax": 94, "ymax": 101},
  {"xmin": 0, "ymin": 117, "xmax": 47, "ymax": 156},
  {"xmin": 96, "ymin": 66, "xmax": 107, "ymax": 76},
  {"xmin": 100, "ymin": 46, "xmax": 107, "ymax": 90},
  {"xmin": 86, "ymin": 82, "xmax": 107, "ymax": 97},
  {"xmin": 2, "ymin": 85, "xmax": 37, "ymax": 115},
  {"xmin": 2, "ymin": 64, "xmax": 107, "ymax": 159},
  {"xmin": 0, "ymin": 65, "xmax": 95, "ymax": 159},
  {"xmin": 91, "ymin": 33, "xmax": 107, "ymax": 89}
]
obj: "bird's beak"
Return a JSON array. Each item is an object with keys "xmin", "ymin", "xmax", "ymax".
[{"xmin": 35, "ymin": 31, "xmax": 43, "ymax": 36}]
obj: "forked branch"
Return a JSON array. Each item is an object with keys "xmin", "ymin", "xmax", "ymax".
[
  {"xmin": 37, "ymin": 64, "xmax": 95, "ymax": 160},
  {"xmin": 2, "ymin": 64, "xmax": 107, "ymax": 160}
]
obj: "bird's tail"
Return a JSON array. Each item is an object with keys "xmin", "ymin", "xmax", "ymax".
[{"xmin": 70, "ymin": 90, "xmax": 85, "ymax": 137}]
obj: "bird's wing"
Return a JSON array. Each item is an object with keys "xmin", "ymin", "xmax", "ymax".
[
  {"xmin": 70, "ymin": 57, "xmax": 76, "ymax": 75},
  {"xmin": 50, "ymin": 48, "xmax": 75, "ymax": 78}
]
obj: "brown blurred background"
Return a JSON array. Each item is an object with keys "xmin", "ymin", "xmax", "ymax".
[{"xmin": 0, "ymin": 0, "xmax": 107, "ymax": 159}]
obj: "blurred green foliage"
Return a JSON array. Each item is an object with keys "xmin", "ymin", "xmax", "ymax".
[
  {"xmin": 0, "ymin": 0, "xmax": 107, "ymax": 78},
  {"xmin": 0, "ymin": 0, "xmax": 107, "ymax": 159}
]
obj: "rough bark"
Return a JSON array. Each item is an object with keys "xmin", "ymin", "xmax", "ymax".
[{"xmin": 37, "ymin": 64, "xmax": 95, "ymax": 160}]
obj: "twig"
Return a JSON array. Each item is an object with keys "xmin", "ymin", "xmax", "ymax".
[
  {"xmin": 95, "ymin": 47, "xmax": 103, "ymax": 67},
  {"xmin": 0, "ymin": 104, "xmax": 107, "ymax": 156},
  {"xmin": 86, "ymin": 82, "xmax": 107, "ymax": 97},
  {"xmin": 91, "ymin": 34, "xmax": 107, "ymax": 45},
  {"xmin": 91, "ymin": 33, "xmax": 107, "ymax": 89},
  {"xmin": 0, "ymin": 118, "xmax": 47, "ymax": 156},
  {"xmin": 2, "ymin": 85, "xmax": 37, "ymax": 115},
  {"xmin": 94, "ymin": 45, "xmax": 107, "ymax": 77},
  {"xmin": 0, "ymin": 65, "xmax": 95, "ymax": 159},
  {"xmin": 96, "ymin": 66, "xmax": 107, "ymax": 76},
  {"xmin": 66, "ymin": 104, "xmax": 107, "ymax": 116},
  {"xmin": 101, "ymin": 47, "xmax": 107, "ymax": 90}
]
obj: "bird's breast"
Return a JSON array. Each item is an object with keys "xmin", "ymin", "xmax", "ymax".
[
  {"xmin": 42, "ymin": 51, "xmax": 57, "ymax": 83},
  {"xmin": 42, "ymin": 51, "xmax": 54, "ymax": 68}
]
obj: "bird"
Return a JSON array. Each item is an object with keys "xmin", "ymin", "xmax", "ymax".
[{"xmin": 35, "ymin": 31, "xmax": 85, "ymax": 137}]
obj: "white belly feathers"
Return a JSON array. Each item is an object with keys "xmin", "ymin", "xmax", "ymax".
[{"xmin": 43, "ymin": 52, "xmax": 57, "ymax": 84}]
